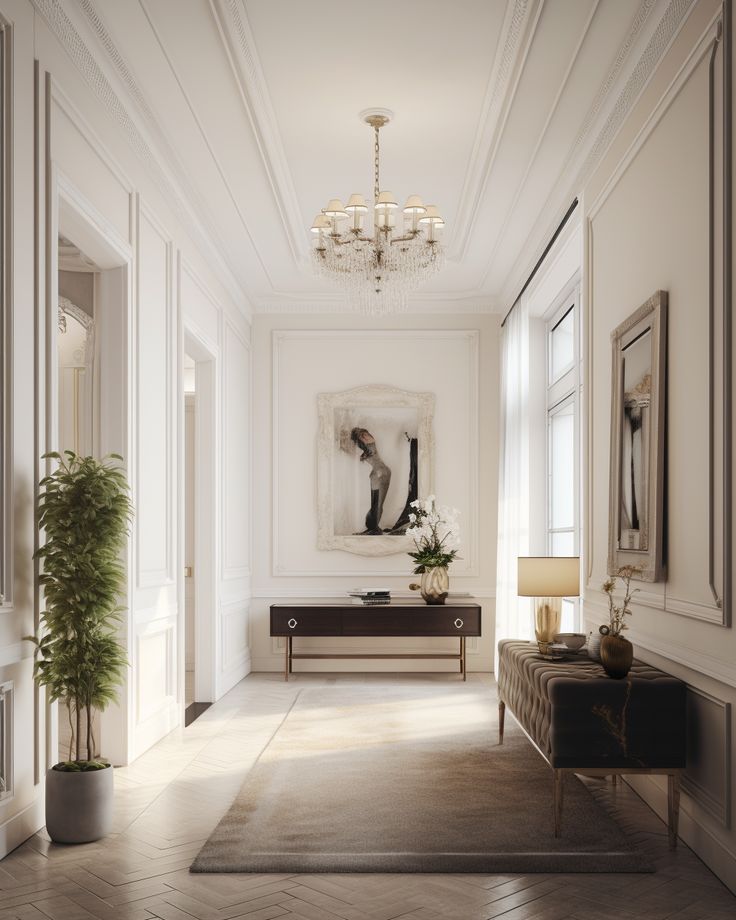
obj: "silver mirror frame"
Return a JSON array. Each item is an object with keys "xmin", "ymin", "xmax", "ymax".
[{"xmin": 608, "ymin": 290, "xmax": 667, "ymax": 582}]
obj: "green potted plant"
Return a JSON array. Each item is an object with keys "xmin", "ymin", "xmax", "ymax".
[
  {"xmin": 27, "ymin": 451, "xmax": 132, "ymax": 843},
  {"xmin": 406, "ymin": 496, "xmax": 461, "ymax": 604}
]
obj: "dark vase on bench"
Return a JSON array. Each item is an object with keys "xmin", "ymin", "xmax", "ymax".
[{"xmin": 600, "ymin": 635, "xmax": 634, "ymax": 678}]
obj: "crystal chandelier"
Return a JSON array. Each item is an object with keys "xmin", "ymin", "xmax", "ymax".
[{"xmin": 310, "ymin": 109, "xmax": 444, "ymax": 315}]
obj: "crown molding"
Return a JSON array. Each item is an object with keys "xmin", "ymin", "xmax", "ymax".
[
  {"xmin": 208, "ymin": 0, "xmax": 306, "ymax": 267},
  {"xmin": 449, "ymin": 0, "xmax": 543, "ymax": 263},
  {"xmin": 32, "ymin": 0, "xmax": 254, "ymax": 318},
  {"xmin": 496, "ymin": 0, "xmax": 696, "ymax": 309}
]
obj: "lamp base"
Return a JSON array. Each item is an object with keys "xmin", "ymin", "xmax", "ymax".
[{"xmin": 534, "ymin": 597, "xmax": 562, "ymax": 654}]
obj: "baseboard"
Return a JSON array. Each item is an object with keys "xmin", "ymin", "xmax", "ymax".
[
  {"xmin": 0, "ymin": 795, "xmax": 45, "ymax": 859},
  {"xmin": 217, "ymin": 649, "xmax": 252, "ymax": 698},
  {"xmin": 625, "ymin": 774, "xmax": 736, "ymax": 895}
]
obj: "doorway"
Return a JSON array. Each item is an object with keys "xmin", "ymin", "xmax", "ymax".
[
  {"xmin": 56, "ymin": 235, "xmax": 98, "ymax": 763},
  {"xmin": 182, "ymin": 336, "xmax": 216, "ymax": 726}
]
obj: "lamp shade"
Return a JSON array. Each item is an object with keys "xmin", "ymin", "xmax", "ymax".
[
  {"xmin": 517, "ymin": 557, "xmax": 580, "ymax": 597},
  {"xmin": 324, "ymin": 199, "xmax": 348, "ymax": 218},
  {"xmin": 345, "ymin": 193, "xmax": 368, "ymax": 213},
  {"xmin": 418, "ymin": 204, "xmax": 444, "ymax": 225},
  {"xmin": 310, "ymin": 214, "xmax": 331, "ymax": 233},
  {"xmin": 403, "ymin": 195, "xmax": 426, "ymax": 214},
  {"xmin": 375, "ymin": 190, "xmax": 398, "ymax": 209}
]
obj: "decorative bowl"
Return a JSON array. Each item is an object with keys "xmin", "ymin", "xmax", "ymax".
[{"xmin": 553, "ymin": 632, "xmax": 586, "ymax": 652}]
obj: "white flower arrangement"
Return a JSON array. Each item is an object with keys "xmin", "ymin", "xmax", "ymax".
[{"xmin": 406, "ymin": 496, "xmax": 461, "ymax": 573}]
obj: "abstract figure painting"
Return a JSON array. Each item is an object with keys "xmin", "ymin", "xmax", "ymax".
[
  {"xmin": 608, "ymin": 291, "xmax": 667, "ymax": 582},
  {"xmin": 317, "ymin": 385, "xmax": 435, "ymax": 556}
]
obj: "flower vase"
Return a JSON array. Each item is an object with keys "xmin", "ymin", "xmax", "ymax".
[
  {"xmin": 420, "ymin": 566, "xmax": 449, "ymax": 605},
  {"xmin": 600, "ymin": 635, "xmax": 633, "ymax": 679}
]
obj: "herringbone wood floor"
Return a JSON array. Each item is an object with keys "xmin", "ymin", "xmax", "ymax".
[{"xmin": 1, "ymin": 672, "xmax": 734, "ymax": 920}]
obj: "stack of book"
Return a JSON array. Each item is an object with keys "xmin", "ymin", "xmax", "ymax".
[{"xmin": 347, "ymin": 588, "xmax": 392, "ymax": 606}]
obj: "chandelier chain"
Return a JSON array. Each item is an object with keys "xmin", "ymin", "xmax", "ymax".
[{"xmin": 374, "ymin": 126, "xmax": 380, "ymax": 205}]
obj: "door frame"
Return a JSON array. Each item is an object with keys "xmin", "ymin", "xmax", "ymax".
[
  {"xmin": 181, "ymin": 328, "xmax": 217, "ymax": 709},
  {"xmin": 51, "ymin": 172, "xmax": 133, "ymax": 766}
]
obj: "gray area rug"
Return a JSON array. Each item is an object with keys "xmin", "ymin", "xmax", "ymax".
[{"xmin": 191, "ymin": 684, "xmax": 651, "ymax": 873}]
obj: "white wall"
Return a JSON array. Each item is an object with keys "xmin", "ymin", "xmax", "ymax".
[
  {"xmin": 0, "ymin": 0, "xmax": 252, "ymax": 855},
  {"xmin": 582, "ymin": 0, "xmax": 736, "ymax": 892},
  {"xmin": 251, "ymin": 312, "xmax": 499, "ymax": 674}
]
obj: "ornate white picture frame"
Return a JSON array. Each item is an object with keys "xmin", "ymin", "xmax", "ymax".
[{"xmin": 317, "ymin": 385, "xmax": 435, "ymax": 556}]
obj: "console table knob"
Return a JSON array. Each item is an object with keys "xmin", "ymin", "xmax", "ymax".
[
  {"xmin": 287, "ymin": 618, "xmax": 297, "ymax": 629},
  {"xmin": 454, "ymin": 618, "xmax": 464, "ymax": 629}
]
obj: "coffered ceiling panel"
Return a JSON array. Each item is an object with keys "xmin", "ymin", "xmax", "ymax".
[{"xmin": 51, "ymin": 0, "xmax": 692, "ymax": 313}]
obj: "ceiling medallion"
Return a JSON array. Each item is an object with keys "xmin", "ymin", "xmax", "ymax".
[{"xmin": 310, "ymin": 109, "xmax": 444, "ymax": 315}]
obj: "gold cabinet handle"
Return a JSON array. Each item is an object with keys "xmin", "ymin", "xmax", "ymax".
[{"xmin": 454, "ymin": 618, "xmax": 464, "ymax": 629}]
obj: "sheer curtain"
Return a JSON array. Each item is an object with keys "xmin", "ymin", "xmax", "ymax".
[{"xmin": 495, "ymin": 299, "xmax": 534, "ymax": 668}]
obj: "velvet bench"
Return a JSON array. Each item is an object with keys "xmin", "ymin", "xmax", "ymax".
[{"xmin": 497, "ymin": 639, "xmax": 687, "ymax": 846}]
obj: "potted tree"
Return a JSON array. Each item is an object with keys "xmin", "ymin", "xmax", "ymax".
[{"xmin": 27, "ymin": 451, "xmax": 132, "ymax": 843}]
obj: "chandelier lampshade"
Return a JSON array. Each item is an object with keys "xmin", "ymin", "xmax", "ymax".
[{"xmin": 310, "ymin": 109, "xmax": 444, "ymax": 315}]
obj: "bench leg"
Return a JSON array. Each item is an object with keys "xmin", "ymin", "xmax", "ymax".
[
  {"xmin": 554, "ymin": 769, "xmax": 564, "ymax": 837},
  {"xmin": 498, "ymin": 700, "xmax": 505, "ymax": 744},
  {"xmin": 668, "ymin": 773, "xmax": 681, "ymax": 848}
]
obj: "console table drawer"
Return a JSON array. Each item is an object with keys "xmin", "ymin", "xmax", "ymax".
[
  {"xmin": 343, "ymin": 608, "xmax": 480, "ymax": 637},
  {"xmin": 271, "ymin": 609, "xmax": 341, "ymax": 636}
]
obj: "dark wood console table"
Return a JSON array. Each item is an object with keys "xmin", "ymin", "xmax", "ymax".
[{"xmin": 270, "ymin": 601, "xmax": 481, "ymax": 681}]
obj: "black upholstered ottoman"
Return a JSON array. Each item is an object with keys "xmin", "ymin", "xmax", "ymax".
[{"xmin": 497, "ymin": 639, "xmax": 687, "ymax": 845}]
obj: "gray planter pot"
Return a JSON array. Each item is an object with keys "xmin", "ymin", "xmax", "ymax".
[{"xmin": 45, "ymin": 765, "xmax": 113, "ymax": 843}]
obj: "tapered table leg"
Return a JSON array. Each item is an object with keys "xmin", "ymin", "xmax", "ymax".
[
  {"xmin": 554, "ymin": 769, "xmax": 564, "ymax": 837},
  {"xmin": 460, "ymin": 636, "xmax": 466, "ymax": 680},
  {"xmin": 498, "ymin": 700, "xmax": 506, "ymax": 744},
  {"xmin": 668, "ymin": 773, "xmax": 681, "ymax": 848}
]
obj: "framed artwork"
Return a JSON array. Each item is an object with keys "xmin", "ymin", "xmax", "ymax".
[
  {"xmin": 317, "ymin": 385, "xmax": 435, "ymax": 556},
  {"xmin": 608, "ymin": 290, "xmax": 667, "ymax": 582}
]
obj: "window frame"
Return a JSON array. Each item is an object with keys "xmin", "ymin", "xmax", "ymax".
[{"xmin": 544, "ymin": 283, "xmax": 582, "ymax": 630}]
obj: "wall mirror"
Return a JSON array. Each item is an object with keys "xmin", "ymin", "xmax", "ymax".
[{"xmin": 608, "ymin": 290, "xmax": 667, "ymax": 582}]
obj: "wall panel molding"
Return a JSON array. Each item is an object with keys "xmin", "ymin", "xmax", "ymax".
[
  {"xmin": 586, "ymin": 7, "xmax": 730, "ymax": 625},
  {"xmin": 134, "ymin": 617, "xmax": 176, "ymax": 725},
  {"xmin": 135, "ymin": 199, "xmax": 175, "ymax": 589},
  {"xmin": 272, "ymin": 329, "xmax": 480, "ymax": 579},
  {"xmin": 683, "ymin": 687, "xmax": 732, "ymax": 827},
  {"xmin": 221, "ymin": 320, "xmax": 251, "ymax": 581}
]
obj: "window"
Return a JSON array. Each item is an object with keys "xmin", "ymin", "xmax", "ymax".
[{"xmin": 546, "ymin": 288, "xmax": 581, "ymax": 631}]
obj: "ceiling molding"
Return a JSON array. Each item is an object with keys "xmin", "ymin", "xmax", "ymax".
[
  {"xmin": 449, "ymin": 0, "xmax": 543, "ymax": 262},
  {"xmin": 478, "ymin": 0, "xmax": 602, "ymax": 283},
  {"xmin": 208, "ymin": 0, "xmax": 306, "ymax": 266},
  {"xmin": 32, "ymin": 0, "xmax": 254, "ymax": 317},
  {"xmin": 254, "ymin": 294, "xmax": 498, "ymax": 315},
  {"xmin": 496, "ymin": 0, "xmax": 697, "ymax": 310}
]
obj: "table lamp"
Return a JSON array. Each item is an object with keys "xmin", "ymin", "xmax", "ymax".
[{"xmin": 517, "ymin": 556, "xmax": 580, "ymax": 653}]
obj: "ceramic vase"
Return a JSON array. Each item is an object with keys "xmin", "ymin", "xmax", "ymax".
[
  {"xmin": 600, "ymin": 635, "xmax": 633, "ymax": 679},
  {"xmin": 420, "ymin": 566, "xmax": 449, "ymax": 605},
  {"xmin": 587, "ymin": 630, "xmax": 602, "ymax": 661}
]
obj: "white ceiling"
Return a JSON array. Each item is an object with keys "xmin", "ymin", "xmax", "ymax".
[{"xmin": 51, "ymin": 0, "xmax": 693, "ymax": 314}]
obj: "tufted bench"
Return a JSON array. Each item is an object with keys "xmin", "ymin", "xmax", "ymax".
[{"xmin": 497, "ymin": 639, "xmax": 687, "ymax": 846}]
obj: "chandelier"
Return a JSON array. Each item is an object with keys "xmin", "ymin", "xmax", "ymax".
[{"xmin": 310, "ymin": 109, "xmax": 444, "ymax": 315}]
